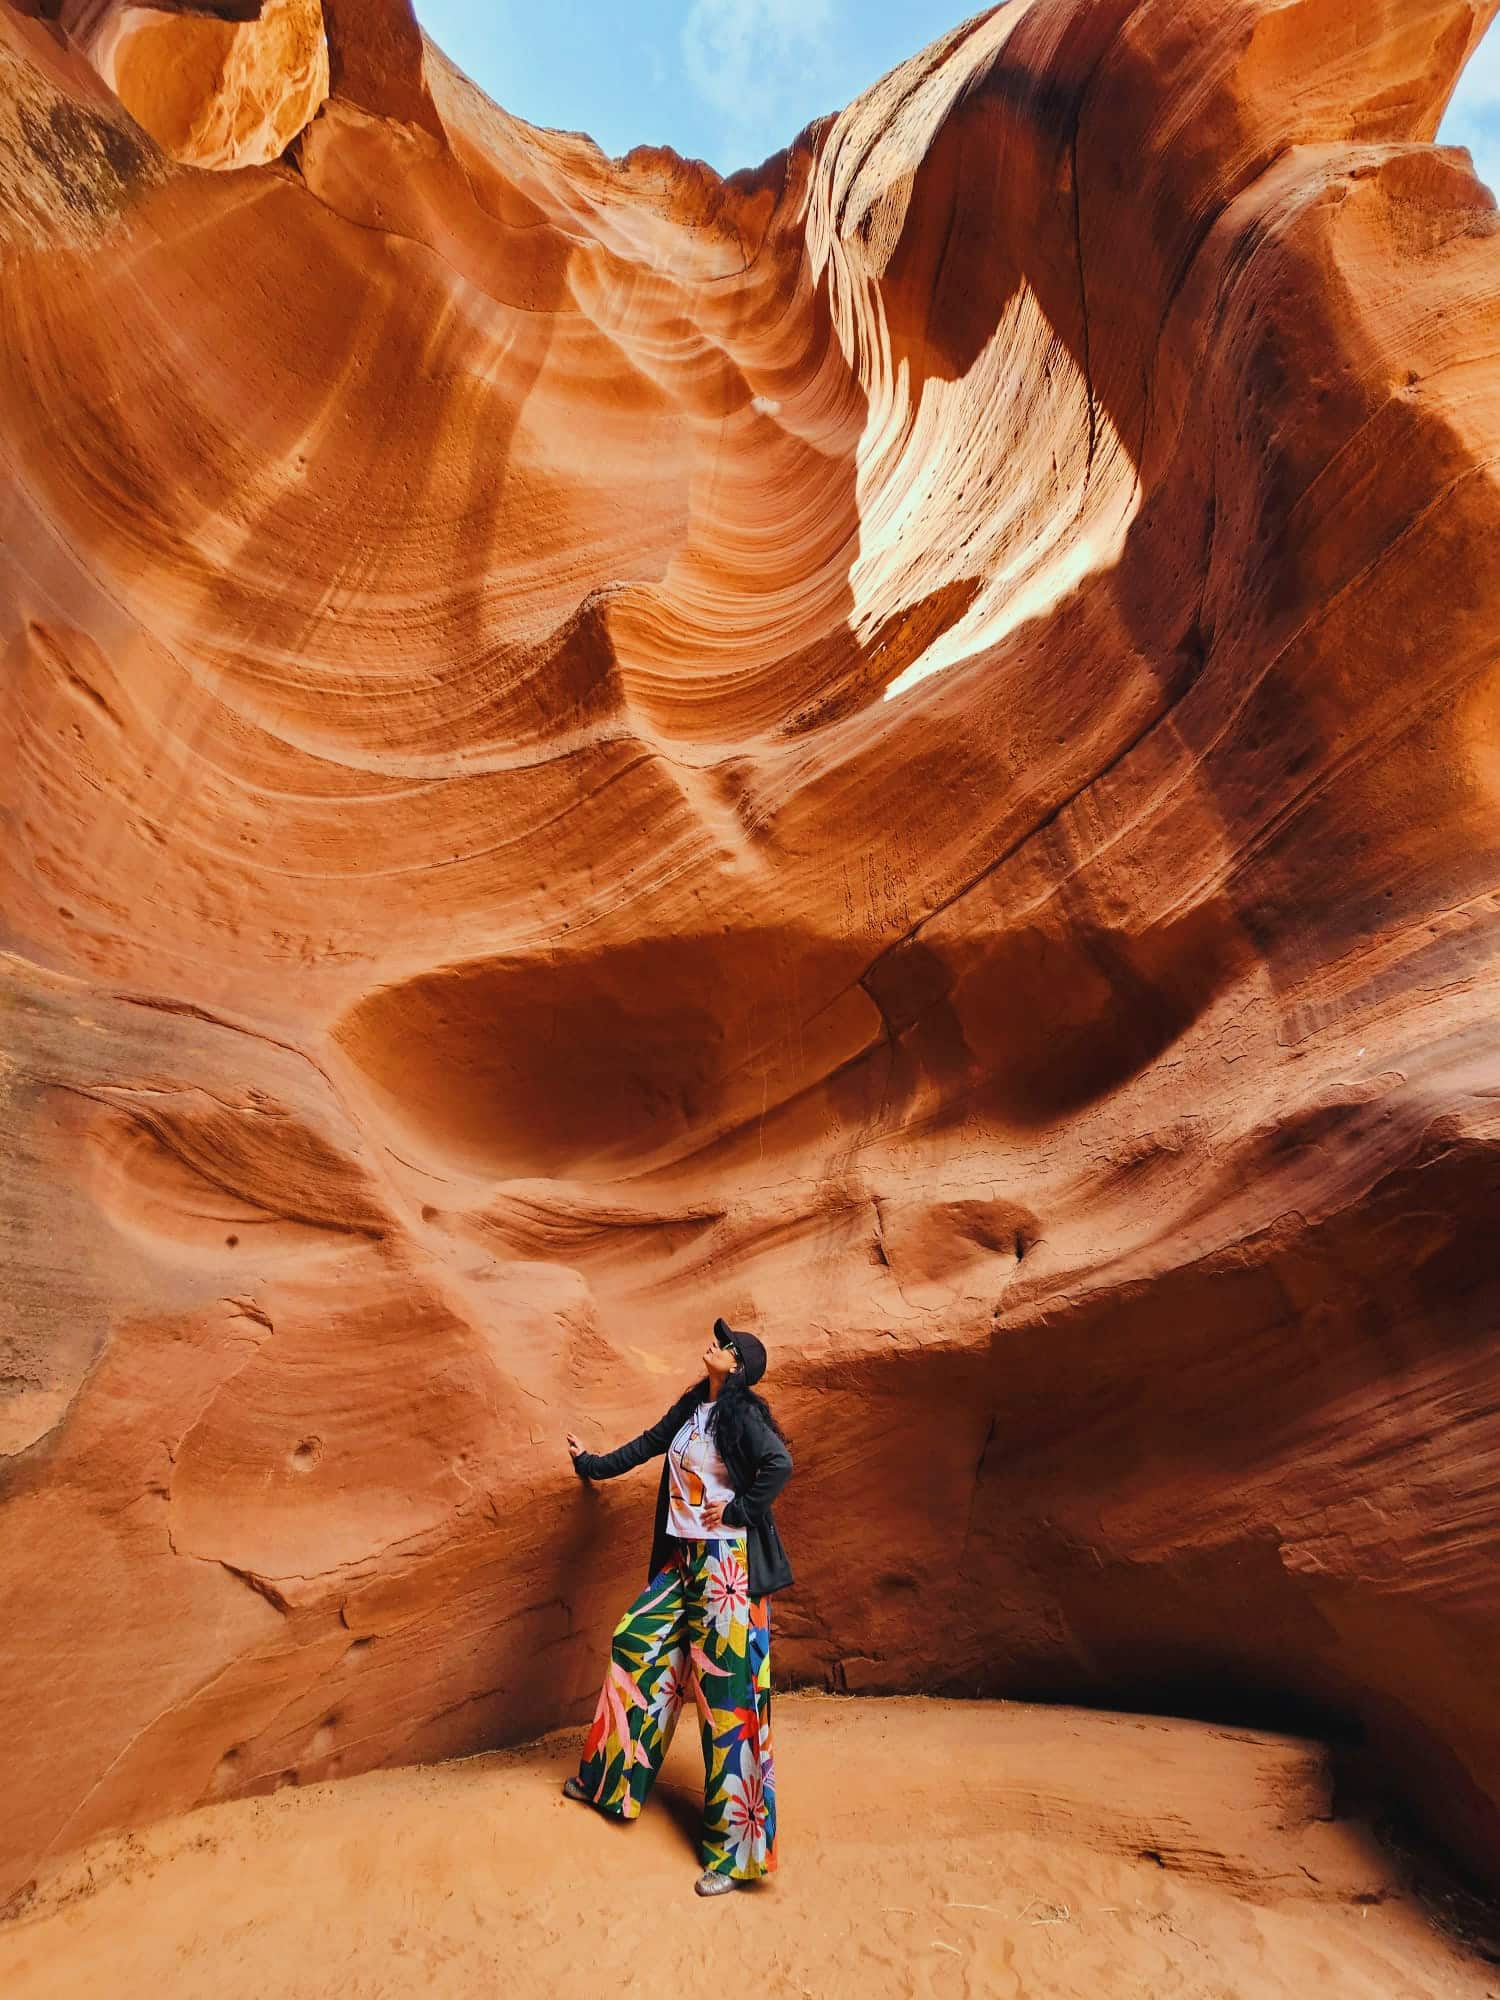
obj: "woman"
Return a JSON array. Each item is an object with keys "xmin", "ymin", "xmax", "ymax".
[{"xmin": 563, "ymin": 1316, "xmax": 794, "ymax": 1897}]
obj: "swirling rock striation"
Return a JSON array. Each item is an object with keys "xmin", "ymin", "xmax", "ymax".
[{"xmin": 2, "ymin": 0, "xmax": 1500, "ymax": 1903}]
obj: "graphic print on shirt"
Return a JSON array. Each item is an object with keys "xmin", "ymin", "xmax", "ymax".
[
  {"xmin": 666, "ymin": 1402, "xmax": 739, "ymax": 1541},
  {"xmin": 674, "ymin": 1427, "xmax": 706, "ymax": 1508}
]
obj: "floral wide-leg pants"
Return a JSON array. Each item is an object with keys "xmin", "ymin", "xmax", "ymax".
[{"xmin": 575, "ymin": 1534, "xmax": 777, "ymax": 1878}]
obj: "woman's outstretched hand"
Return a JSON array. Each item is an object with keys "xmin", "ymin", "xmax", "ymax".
[{"xmin": 566, "ymin": 1432, "xmax": 587, "ymax": 1461}]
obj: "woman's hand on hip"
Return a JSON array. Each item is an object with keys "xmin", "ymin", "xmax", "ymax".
[{"xmin": 699, "ymin": 1500, "xmax": 726, "ymax": 1530}]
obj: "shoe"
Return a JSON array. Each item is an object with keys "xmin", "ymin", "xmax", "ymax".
[
  {"xmin": 694, "ymin": 1869, "xmax": 739, "ymax": 1897},
  {"xmin": 562, "ymin": 1776, "xmax": 590, "ymax": 1802}
]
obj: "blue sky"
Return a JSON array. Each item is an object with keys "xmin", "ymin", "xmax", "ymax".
[
  {"xmin": 1438, "ymin": 15, "xmax": 1500, "ymax": 195},
  {"xmin": 413, "ymin": 1, "xmax": 985, "ymax": 172},
  {"xmin": 413, "ymin": 2, "xmax": 1499, "ymax": 188}
]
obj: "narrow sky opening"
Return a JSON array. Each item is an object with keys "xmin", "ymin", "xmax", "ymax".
[
  {"xmin": 412, "ymin": 1, "xmax": 978, "ymax": 174},
  {"xmin": 414, "ymin": 6, "xmax": 1500, "ymax": 190},
  {"xmin": 1438, "ymin": 15, "xmax": 1500, "ymax": 193}
]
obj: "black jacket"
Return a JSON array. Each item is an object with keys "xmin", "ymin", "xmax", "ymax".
[{"xmin": 572, "ymin": 1385, "xmax": 794, "ymax": 1599}]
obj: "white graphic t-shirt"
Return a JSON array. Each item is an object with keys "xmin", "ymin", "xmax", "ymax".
[{"xmin": 666, "ymin": 1401, "xmax": 743, "ymax": 1540}]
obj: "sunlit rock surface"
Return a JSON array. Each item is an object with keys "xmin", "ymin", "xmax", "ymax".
[
  {"xmin": 63, "ymin": 0, "xmax": 328, "ymax": 170},
  {"xmin": 3, "ymin": 0, "xmax": 1500, "ymax": 1903}
]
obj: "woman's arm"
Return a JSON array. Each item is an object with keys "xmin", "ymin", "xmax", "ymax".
[
  {"xmin": 570, "ymin": 1394, "xmax": 692, "ymax": 1481},
  {"xmin": 721, "ymin": 1424, "xmax": 793, "ymax": 1528}
]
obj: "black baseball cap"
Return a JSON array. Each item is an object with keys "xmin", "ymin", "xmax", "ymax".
[{"xmin": 713, "ymin": 1316, "xmax": 766, "ymax": 1387}]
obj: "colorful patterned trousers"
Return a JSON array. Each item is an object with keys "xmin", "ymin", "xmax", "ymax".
[{"xmin": 576, "ymin": 1534, "xmax": 777, "ymax": 1878}]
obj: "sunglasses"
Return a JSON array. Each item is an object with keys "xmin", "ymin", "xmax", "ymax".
[{"xmin": 714, "ymin": 1330, "xmax": 739, "ymax": 1357}]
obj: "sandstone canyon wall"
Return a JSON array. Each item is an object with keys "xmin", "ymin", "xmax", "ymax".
[{"xmin": 3, "ymin": 0, "xmax": 1500, "ymax": 1908}]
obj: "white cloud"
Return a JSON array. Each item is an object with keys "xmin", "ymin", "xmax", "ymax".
[
  {"xmin": 1439, "ymin": 18, "xmax": 1500, "ymax": 196},
  {"xmin": 681, "ymin": 0, "xmax": 838, "ymax": 164}
]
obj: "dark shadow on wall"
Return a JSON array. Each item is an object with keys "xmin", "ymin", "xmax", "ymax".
[
  {"xmin": 769, "ymin": 1109, "xmax": 1500, "ymax": 1893},
  {"xmin": 859, "ymin": 898, "xmax": 1252, "ymax": 1131},
  {"xmin": 333, "ymin": 924, "xmax": 882, "ymax": 1179}
]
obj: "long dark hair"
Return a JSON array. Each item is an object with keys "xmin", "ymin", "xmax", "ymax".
[{"xmin": 688, "ymin": 1365, "xmax": 789, "ymax": 1478}]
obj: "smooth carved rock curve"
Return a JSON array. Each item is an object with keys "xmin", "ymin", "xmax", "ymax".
[{"xmin": 2, "ymin": 0, "xmax": 1500, "ymax": 1904}]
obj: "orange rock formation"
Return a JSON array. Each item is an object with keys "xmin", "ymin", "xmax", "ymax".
[{"xmin": 2, "ymin": 0, "xmax": 1499, "ymax": 1908}]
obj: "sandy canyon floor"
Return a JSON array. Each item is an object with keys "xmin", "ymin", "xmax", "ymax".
[{"xmin": 1, "ymin": 1695, "xmax": 1494, "ymax": 2000}]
